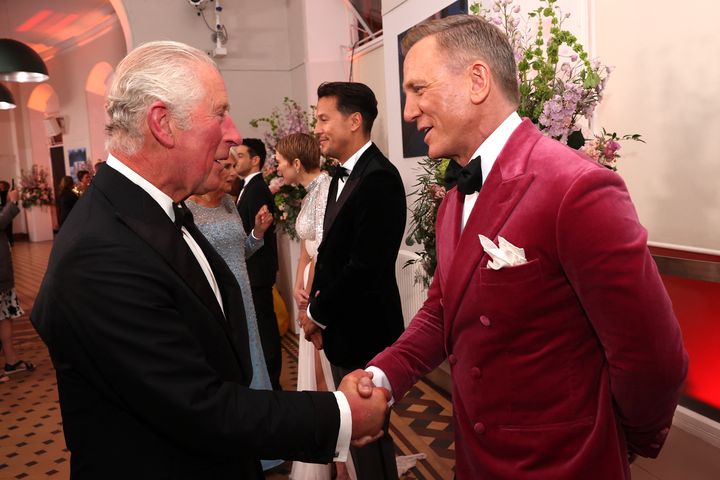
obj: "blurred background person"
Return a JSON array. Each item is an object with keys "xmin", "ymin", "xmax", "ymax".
[
  {"xmin": 234, "ymin": 138, "xmax": 282, "ymax": 390},
  {"xmin": 0, "ymin": 180, "xmax": 14, "ymax": 246},
  {"xmin": 56, "ymin": 175, "xmax": 79, "ymax": 228},
  {"xmin": 72, "ymin": 170, "xmax": 91, "ymax": 197},
  {"xmin": 186, "ymin": 154, "xmax": 284, "ymax": 474},
  {"xmin": 0, "ymin": 187, "xmax": 35, "ymax": 378}
]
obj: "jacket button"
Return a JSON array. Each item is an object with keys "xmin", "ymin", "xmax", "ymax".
[
  {"xmin": 474, "ymin": 422, "xmax": 486, "ymax": 434},
  {"xmin": 471, "ymin": 367, "xmax": 482, "ymax": 379},
  {"xmin": 480, "ymin": 315, "xmax": 491, "ymax": 327},
  {"xmin": 448, "ymin": 354, "xmax": 457, "ymax": 365}
]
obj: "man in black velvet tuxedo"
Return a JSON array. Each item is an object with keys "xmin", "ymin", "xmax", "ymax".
[
  {"xmin": 30, "ymin": 41, "xmax": 389, "ymax": 480},
  {"xmin": 234, "ymin": 138, "xmax": 281, "ymax": 390},
  {"xmin": 304, "ymin": 82, "xmax": 406, "ymax": 480}
]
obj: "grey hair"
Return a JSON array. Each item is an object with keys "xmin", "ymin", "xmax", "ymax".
[
  {"xmin": 402, "ymin": 14, "xmax": 520, "ymax": 105},
  {"xmin": 105, "ymin": 40, "xmax": 217, "ymax": 155}
]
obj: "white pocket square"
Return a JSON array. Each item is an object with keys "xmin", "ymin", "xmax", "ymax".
[{"xmin": 478, "ymin": 235, "xmax": 527, "ymax": 270}]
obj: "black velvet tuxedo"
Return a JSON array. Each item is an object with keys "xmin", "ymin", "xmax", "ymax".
[
  {"xmin": 310, "ymin": 143, "xmax": 406, "ymax": 370},
  {"xmin": 31, "ymin": 165, "xmax": 339, "ymax": 480},
  {"xmin": 236, "ymin": 172, "xmax": 281, "ymax": 389}
]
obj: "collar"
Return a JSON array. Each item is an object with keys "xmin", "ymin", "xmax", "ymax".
[
  {"xmin": 469, "ymin": 112, "xmax": 522, "ymax": 184},
  {"xmin": 340, "ymin": 140, "xmax": 372, "ymax": 174},
  {"xmin": 242, "ymin": 171, "xmax": 261, "ymax": 184},
  {"xmin": 106, "ymin": 153, "xmax": 177, "ymax": 222}
]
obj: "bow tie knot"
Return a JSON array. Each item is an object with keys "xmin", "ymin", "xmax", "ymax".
[
  {"xmin": 331, "ymin": 165, "xmax": 349, "ymax": 181},
  {"xmin": 172, "ymin": 202, "xmax": 194, "ymax": 230},
  {"xmin": 456, "ymin": 156, "xmax": 483, "ymax": 195}
]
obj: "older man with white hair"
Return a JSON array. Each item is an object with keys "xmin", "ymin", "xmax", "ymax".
[{"xmin": 31, "ymin": 41, "xmax": 389, "ymax": 480}]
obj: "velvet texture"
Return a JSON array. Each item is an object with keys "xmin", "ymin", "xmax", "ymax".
[{"xmin": 371, "ymin": 120, "xmax": 687, "ymax": 479}]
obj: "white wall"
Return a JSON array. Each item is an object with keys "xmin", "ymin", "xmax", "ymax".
[{"xmin": 594, "ymin": 0, "xmax": 720, "ymax": 253}]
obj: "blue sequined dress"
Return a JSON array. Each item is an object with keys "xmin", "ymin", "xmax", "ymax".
[{"xmin": 186, "ymin": 195, "xmax": 282, "ymax": 471}]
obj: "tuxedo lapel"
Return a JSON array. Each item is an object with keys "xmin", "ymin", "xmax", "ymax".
[
  {"xmin": 321, "ymin": 143, "xmax": 377, "ymax": 241},
  {"xmin": 441, "ymin": 120, "xmax": 540, "ymax": 324},
  {"xmin": 92, "ymin": 168, "xmax": 229, "ymax": 330}
]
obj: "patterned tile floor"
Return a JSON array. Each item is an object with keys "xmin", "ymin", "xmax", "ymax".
[{"xmin": 1, "ymin": 240, "xmax": 455, "ymax": 479}]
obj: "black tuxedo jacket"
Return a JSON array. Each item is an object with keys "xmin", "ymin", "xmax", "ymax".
[
  {"xmin": 309, "ymin": 143, "xmax": 407, "ymax": 370},
  {"xmin": 31, "ymin": 166, "xmax": 339, "ymax": 480},
  {"xmin": 236, "ymin": 173, "xmax": 278, "ymax": 287}
]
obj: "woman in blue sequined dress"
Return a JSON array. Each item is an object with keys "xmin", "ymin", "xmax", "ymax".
[{"xmin": 186, "ymin": 152, "xmax": 282, "ymax": 472}]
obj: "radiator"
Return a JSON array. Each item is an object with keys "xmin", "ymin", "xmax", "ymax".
[{"xmin": 395, "ymin": 250, "xmax": 429, "ymax": 328}]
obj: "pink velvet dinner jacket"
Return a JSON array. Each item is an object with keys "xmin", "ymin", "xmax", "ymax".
[{"xmin": 371, "ymin": 119, "xmax": 688, "ymax": 479}]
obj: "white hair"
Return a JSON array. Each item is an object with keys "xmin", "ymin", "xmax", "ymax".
[{"xmin": 105, "ymin": 41, "xmax": 217, "ymax": 155}]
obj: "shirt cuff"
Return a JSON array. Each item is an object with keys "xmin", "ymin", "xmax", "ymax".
[
  {"xmin": 365, "ymin": 366, "xmax": 395, "ymax": 407},
  {"xmin": 332, "ymin": 391, "xmax": 352, "ymax": 461},
  {"xmin": 306, "ymin": 305, "xmax": 326, "ymax": 329}
]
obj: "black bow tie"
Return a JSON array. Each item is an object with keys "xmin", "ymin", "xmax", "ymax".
[
  {"xmin": 172, "ymin": 201, "xmax": 194, "ymax": 230},
  {"xmin": 331, "ymin": 165, "xmax": 349, "ymax": 181},
  {"xmin": 237, "ymin": 178, "xmax": 245, "ymax": 191},
  {"xmin": 456, "ymin": 156, "xmax": 483, "ymax": 195}
]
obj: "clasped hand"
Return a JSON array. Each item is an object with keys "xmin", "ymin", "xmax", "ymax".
[{"xmin": 338, "ymin": 370, "xmax": 390, "ymax": 447}]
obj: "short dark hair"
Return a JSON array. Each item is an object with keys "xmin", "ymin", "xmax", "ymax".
[
  {"xmin": 317, "ymin": 82, "xmax": 378, "ymax": 135},
  {"xmin": 77, "ymin": 170, "xmax": 90, "ymax": 182},
  {"xmin": 242, "ymin": 138, "xmax": 267, "ymax": 169}
]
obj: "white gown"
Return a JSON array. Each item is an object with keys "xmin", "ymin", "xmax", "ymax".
[{"xmin": 291, "ymin": 172, "xmax": 351, "ymax": 479}]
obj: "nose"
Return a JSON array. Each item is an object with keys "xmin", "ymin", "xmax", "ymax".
[
  {"xmin": 223, "ymin": 113, "xmax": 242, "ymax": 146},
  {"xmin": 313, "ymin": 122, "xmax": 322, "ymax": 135},
  {"xmin": 403, "ymin": 94, "xmax": 420, "ymax": 123}
]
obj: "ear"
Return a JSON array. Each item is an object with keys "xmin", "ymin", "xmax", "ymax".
[
  {"xmin": 293, "ymin": 158, "xmax": 302, "ymax": 170},
  {"xmin": 349, "ymin": 111, "xmax": 363, "ymax": 133},
  {"xmin": 147, "ymin": 100, "xmax": 175, "ymax": 148},
  {"xmin": 469, "ymin": 61, "xmax": 491, "ymax": 105},
  {"xmin": 251, "ymin": 155, "xmax": 261, "ymax": 169}
]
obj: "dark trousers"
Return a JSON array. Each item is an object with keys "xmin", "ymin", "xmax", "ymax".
[
  {"xmin": 331, "ymin": 364, "xmax": 398, "ymax": 480},
  {"xmin": 250, "ymin": 286, "xmax": 281, "ymax": 390}
]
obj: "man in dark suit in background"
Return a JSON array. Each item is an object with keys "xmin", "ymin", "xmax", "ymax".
[
  {"xmin": 303, "ymin": 82, "xmax": 406, "ymax": 480},
  {"xmin": 234, "ymin": 138, "xmax": 281, "ymax": 390},
  {"xmin": 30, "ymin": 41, "xmax": 390, "ymax": 480}
]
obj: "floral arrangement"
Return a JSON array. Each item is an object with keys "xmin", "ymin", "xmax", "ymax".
[
  {"xmin": 581, "ymin": 129, "xmax": 643, "ymax": 171},
  {"xmin": 19, "ymin": 165, "xmax": 54, "ymax": 208},
  {"xmin": 405, "ymin": 157, "xmax": 451, "ymax": 286},
  {"xmin": 250, "ymin": 97, "xmax": 322, "ymax": 240},
  {"xmin": 406, "ymin": 0, "xmax": 644, "ymax": 284}
]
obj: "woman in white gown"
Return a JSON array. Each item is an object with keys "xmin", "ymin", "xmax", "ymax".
[{"xmin": 276, "ymin": 133, "xmax": 353, "ymax": 480}]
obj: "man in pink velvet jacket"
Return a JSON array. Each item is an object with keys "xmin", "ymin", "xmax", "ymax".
[{"xmin": 368, "ymin": 15, "xmax": 688, "ymax": 479}]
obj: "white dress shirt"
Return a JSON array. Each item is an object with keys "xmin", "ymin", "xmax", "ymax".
[
  {"xmin": 335, "ymin": 140, "xmax": 372, "ymax": 200},
  {"xmin": 236, "ymin": 170, "xmax": 261, "ymax": 204},
  {"xmin": 106, "ymin": 154, "xmax": 224, "ymax": 314},
  {"xmin": 368, "ymin": 112, "xmax": 523, "ymax": 403},
  {"xmin": 461, "ymin": 112, "xmax": 522, "ymax": 230}
]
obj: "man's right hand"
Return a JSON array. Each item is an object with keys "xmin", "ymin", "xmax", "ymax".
[
  {"xmin": 8, "ymin": 189, "xmax": 19, "ymax": 203},
  {"xmin": 338, "ymin": 370, "xmax": 390, "ymax": 447}
]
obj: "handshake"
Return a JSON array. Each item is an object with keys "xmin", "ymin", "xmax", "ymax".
[{"xmin": 338, "ymin": 369, "xmax": 391, "ymax": 447}]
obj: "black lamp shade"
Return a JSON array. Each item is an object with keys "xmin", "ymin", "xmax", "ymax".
[
  {"xmin": 0, "ymin": 38, "xmax": 49, "ymax": 82},
  {"xmin": 0, "ymin": 83, "xmax": 16, "ymax": 110}
]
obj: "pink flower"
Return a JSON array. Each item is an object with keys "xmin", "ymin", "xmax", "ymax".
[
  {"xmin": 603, "ymin": 140, "xmax": 621, "ymax": 159},
  {"xmin": 269, "ymin": 177, "xmax": 284, "ymax": 194}
]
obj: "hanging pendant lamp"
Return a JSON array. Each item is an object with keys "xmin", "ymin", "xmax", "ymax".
[
  {"xmin": 0, "ymin": 38, "xmax": 49, "ymax": 82},
  {"xmin": 0, "ymin": 83, "xmax": 16, "ymax": 110}
]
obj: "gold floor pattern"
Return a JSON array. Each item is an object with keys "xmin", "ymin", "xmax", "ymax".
[{"xmin": 0, "ymin": 240, "xmax": 455, "ymax": 479}]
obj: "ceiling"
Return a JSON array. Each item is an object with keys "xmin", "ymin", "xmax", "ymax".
[{"xmin": 0, "ymin": 0, "xmax": 119, "ymax": 61}]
